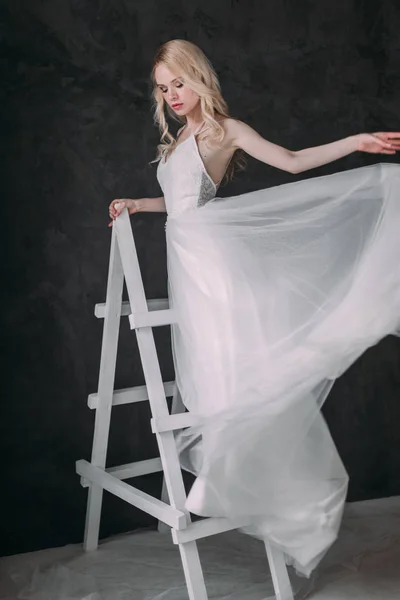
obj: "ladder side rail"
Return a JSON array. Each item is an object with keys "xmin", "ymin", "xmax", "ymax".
[
  {"xmin": 264, "ymin": 541, "xmax": 294, "ymax": 600},
  {"xmin": 159, "ymin": 383, "xmax": 187, "ymax": 532},
  {"xmin": 83, "ymin": 226, "xmax": 125, "ymax": 551},
  {"xmin": 114, "ymin": 210, "xmax": 188, "ymax": 510},
  {"xmin": 114, "ymin": 210, "xmax": 208, "ymax": 600}
]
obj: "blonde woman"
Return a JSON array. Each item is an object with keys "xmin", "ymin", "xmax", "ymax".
[{"xmin": 109, "ymin": 40, "xmax": 400, "ymax": 577}]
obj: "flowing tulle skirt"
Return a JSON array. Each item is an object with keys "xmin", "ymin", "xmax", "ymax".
[{"xmin": 165, "ymin": 162, "xmax": 400, "ymax": 577}]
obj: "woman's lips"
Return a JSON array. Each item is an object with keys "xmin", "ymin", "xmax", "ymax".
[{"xmin": 172, "ymin": 103, "xmax": 183, "ymax": 109}]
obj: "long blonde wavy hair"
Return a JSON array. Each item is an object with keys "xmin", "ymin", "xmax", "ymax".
[{"xmin": 151, "ymin": 39, "xmax": 246, "ymax": 183}]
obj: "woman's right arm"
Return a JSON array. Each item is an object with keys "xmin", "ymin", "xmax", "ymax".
[{"xmin": 108, "ymin": 196, "xmax": 166, "ymax": 226}]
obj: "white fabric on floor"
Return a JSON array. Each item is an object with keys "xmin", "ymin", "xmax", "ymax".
[{"xmin": 1, "ymin": 497, "xmax": 399, "ymax": 600}]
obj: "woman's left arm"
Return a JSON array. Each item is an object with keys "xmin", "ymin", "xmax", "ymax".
[{"xmin": 228, "ymin": 119, "xmax": 400, "ymax": 174}]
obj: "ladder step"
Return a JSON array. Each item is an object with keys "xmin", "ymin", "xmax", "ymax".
[
  {"xmin": 129, "ymin": 309, "xmax": 178, "ymax": 329},
  {"xmin": 80, "ymin": 458, "xmax": 163, "ymax": 487},
  {"xmin": 172, "ymin": 515, "xmax": 251, "ymax": 544},
  {"xmin": 88, "ymin": 381, "xmax": 176, "ymax": 409},
  {"xmin": 151, "ymin": 412, "xmax": 204, "ymax": 433},
  {"xmin": 108, "ymin": 457, "xmax": 163, "ymax": 479},
  {"xmin": 94, "ymin": 298, "xmax": 169, "ymax": 319},
  {"xmin": 76, "ymin": 460, "xmax": 187, "ymax": 530}
]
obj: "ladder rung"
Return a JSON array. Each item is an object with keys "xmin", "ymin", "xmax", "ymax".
[
  {"xmin": 172, "ymin": 516, "xmax": 251, "ymax": 544},
  {"xmin": 107, "ymin": 457, "xmax": 163, "ymax": 479},
  {"xmin": 129, "ymin": 309, "xmax": 177, "ymax": 329},
  {"xmin": 80, "ymin": 458, "xmax": 163, "ymax": 487},
  {"xmin": 151, "ymin": 413, "xmax": 203, "ymax": 434},
  {"xmin": 94, "ymin": 298, "xmax": 169, "ymax": 319},
  {"xmin": 88, "ymin": 381, "xmax": 176, "ymax": 409},
  {"xmin": 76, "ymin": 460, "xmax": 187, "ymax": 530}
]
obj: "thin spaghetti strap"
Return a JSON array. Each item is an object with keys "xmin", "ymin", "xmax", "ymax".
[
  {"xmin": 177, "ymin": 121, "xmax": 204, "ymax": 140},
  {"xmin": 176, "ymin": 125, "xmax": 187, "ymax": 140},
  {"xmin": 193, "ymin": 121, "xmax": 205, "ymax": 136}
]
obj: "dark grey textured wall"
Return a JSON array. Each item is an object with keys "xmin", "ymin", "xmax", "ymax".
[{"xmin": 2, "ymin": 0, "xmax": 400, "ymax": 557}]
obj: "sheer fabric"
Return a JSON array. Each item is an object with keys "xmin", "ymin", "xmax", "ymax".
[{"xmin": 158, "ymin": 138, "xmax": 400, "ymax": 576}]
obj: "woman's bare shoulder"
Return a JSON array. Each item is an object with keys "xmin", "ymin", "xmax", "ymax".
[
  {"xmin": 218, "ymin": 117, "xmax": 243, "ymax": 132},
  {"xmin": 218, "ymin": 117, "xmax": 248, "ymax": 148}
]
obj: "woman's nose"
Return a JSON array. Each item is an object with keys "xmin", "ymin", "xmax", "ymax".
[{"xmin": 168, "ymin": 89, "xmax": 178, "ymax": 101}]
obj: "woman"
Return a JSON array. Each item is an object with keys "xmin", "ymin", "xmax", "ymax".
[{"xmin": 109, "ymin": 40, "xmax": 400, "ymax": 577}]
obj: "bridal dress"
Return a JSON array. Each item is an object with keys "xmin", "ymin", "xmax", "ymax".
[{"xmin": 157, "ymin": 130, "xmax": 400, "ymax": 578}]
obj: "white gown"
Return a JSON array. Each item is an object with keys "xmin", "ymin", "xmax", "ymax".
[{"xmin": 157, "ymin": 132, "xmax": 400, "ymax": 577}]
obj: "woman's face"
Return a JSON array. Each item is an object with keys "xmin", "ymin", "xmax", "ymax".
[{"xmin": 155, "ymin": 64, "xmax": 200, "ymax": 117}]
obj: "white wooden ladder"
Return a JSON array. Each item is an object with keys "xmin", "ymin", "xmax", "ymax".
[{"xmin": 76, "ymin": 206, "xmax": 294, "ymax": 600}]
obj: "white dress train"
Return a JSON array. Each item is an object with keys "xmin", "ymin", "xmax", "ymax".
[{"xmin": 157, "ymin": 131, "xmax": 400, "ymax": 577}]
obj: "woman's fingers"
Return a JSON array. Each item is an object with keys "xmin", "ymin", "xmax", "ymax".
[
  {"xmin": 109, "ymin": 200, "xmax": 125, "ymax": 219},
  {"xmin": 384, "ymin": 132, "xmax": 400, "ymax": 140},
  {"xmin": 108, "ymin": 199, "xmax": 130, "ymax": 226},
  {"xmin": 374, "ymin": 134, "xmax": 398, "ymax": 153},
  {"xmin": 375, "ymin": 132, "xmax": 400, "ymax": 148},
  {"xmin": 373, "ymin": 134, "xmax": 392, "ymax": 148}
]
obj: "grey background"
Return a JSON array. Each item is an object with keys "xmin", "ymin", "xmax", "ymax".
[{"xmin": 1, "ymin": 0, "xmax": 399, "ymax": 557}]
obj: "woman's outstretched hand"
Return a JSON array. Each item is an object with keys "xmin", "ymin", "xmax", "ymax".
[
  {"xmin": 356, "ymin": 132, "xmax": 400, "ymax": 154},
  {"xmin": 108, "ymin": 198, "xmax": 142, "ymax": 227}
]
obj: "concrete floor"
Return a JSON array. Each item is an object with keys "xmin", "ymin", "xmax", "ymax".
[{"xmin": 1, "ymin": 497, "xmax": 399, "ymax": 600}]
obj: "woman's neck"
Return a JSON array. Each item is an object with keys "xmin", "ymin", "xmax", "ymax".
[
  {"xmin": 184, "ymin": 111, "xmax": 224, "ymax": 133},
  {"xmin": 185, "ymin": 119, "xmax": 203, "ymax": 133},
  {"xmin": 184, "ymin": 107, "xmax": 204, "ymax": 133}
]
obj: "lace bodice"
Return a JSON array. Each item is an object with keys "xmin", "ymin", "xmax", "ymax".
[{"xmin": 157, "ymin": 132, "xmax": 218, "ymax": 217}]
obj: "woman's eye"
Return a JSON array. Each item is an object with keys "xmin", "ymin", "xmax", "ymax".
[{"xmin": 176, "ymin": 83, "xmax": 183, "ymax": 88}]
